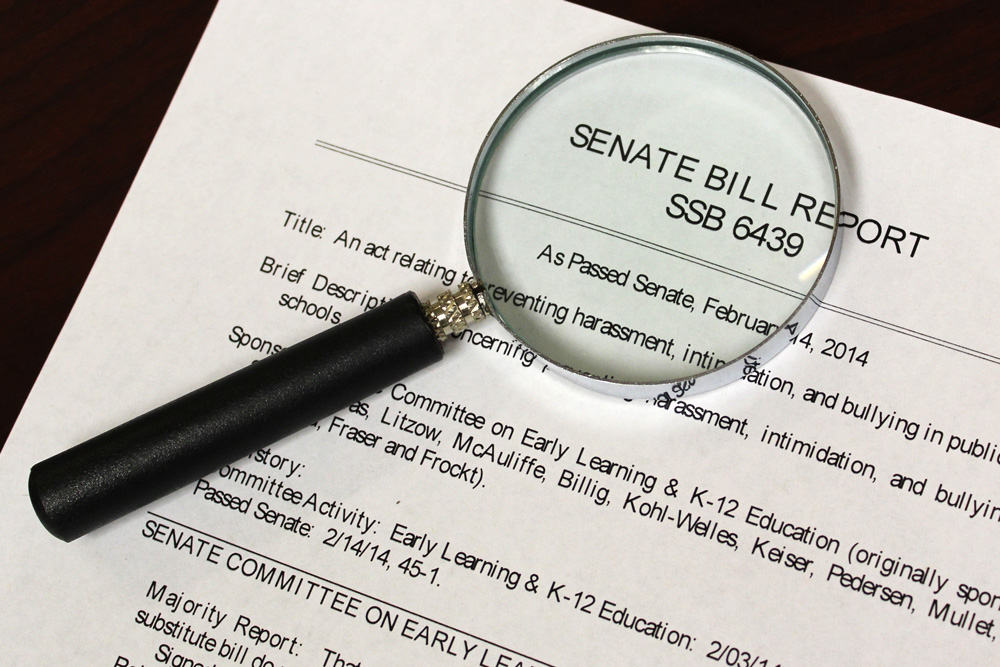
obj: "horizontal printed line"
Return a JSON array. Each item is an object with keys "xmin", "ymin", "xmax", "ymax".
[
  {"xmin": 316, "ymin": 139, "xmax": 1000, "ymax": 368},
  {"xmin": 809, "ymin": 295, "xmax": 1000, "ymax": 365}
]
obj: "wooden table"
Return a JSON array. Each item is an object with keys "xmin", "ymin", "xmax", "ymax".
[{"xmin": 2, "ymin": 1, "xmax": 997, "ymax": 446}]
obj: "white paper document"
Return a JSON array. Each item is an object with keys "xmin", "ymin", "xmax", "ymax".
[{"xmin": 4, "ymin": 1, "xmax": 1000, "ymax": 664}]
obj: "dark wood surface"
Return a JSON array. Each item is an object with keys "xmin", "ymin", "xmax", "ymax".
[{"xmin": 2, "ymin": 1, "xmax": 998, "ymax": 448}]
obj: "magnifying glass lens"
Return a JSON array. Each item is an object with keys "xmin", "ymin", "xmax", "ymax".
[{"xmin": 466, "ymin": 35, "xmax": 839, "ymax": 396}]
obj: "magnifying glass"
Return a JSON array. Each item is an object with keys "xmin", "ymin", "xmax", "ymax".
[{"xmin": 29, "ymin": 34, "xmax": 840, "ymax": 541}]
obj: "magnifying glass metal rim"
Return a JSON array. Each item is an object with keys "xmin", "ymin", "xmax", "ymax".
[{"xmin": 464, "ymin": 32, "xmax": 842, "ymax": 399}]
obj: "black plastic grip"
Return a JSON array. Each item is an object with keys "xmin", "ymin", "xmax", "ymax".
[{"xmin": 28, "ymin": 292, "xmax": 443, "ymax": 542}]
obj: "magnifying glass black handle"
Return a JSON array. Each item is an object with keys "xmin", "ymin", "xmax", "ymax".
[{"xmin": 28, "ymin": 291, "xmax": 453, "ymax": 542}]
